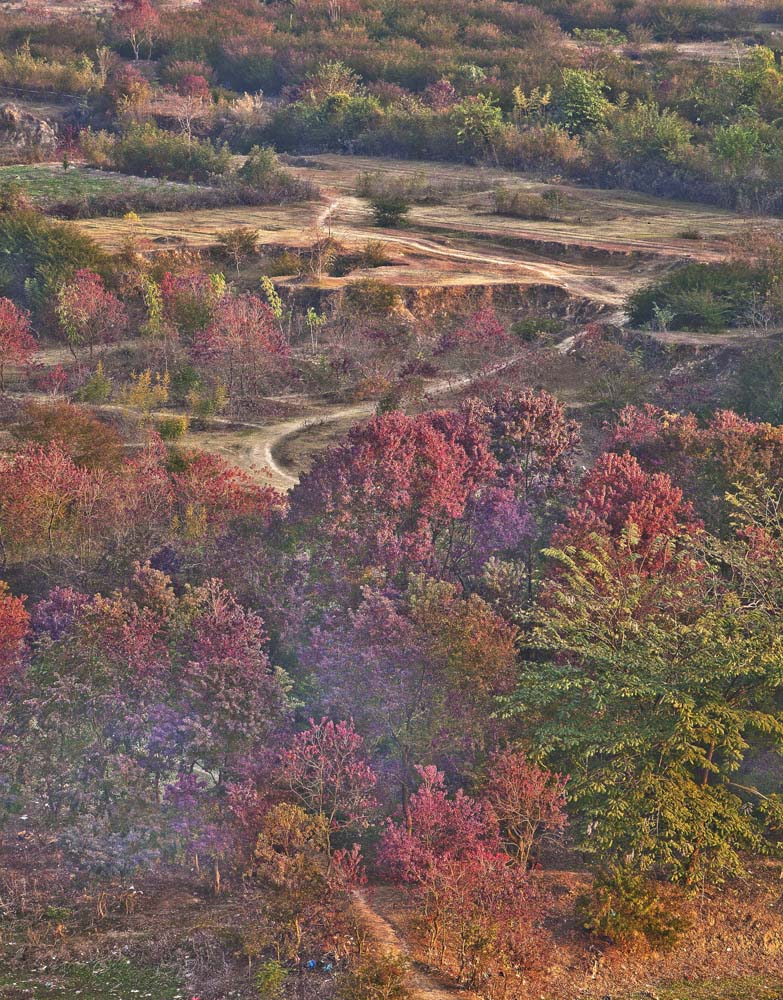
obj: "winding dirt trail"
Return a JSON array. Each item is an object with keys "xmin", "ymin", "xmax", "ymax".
[
  {"xmin": 351, "ymin": 888, "xmax": 482, "ymax": 1000},
  {"xmin": 193, "ymin": 352, "xmax": 529, "ymax": 490}
]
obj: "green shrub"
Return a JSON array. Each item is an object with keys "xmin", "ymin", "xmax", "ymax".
[
  {"xmin": 76, "ymin": 362, "xmax": 112, "ymax": 404},
  {"xmin": 155, "ymin": 415, "xmax": 190, "ymax": 440},
  {"xmin": 370, "ymin": 194, "xmax": 410, "ymax": 227},
  {"xmin": 627, "ymin": 262, "xmax": 771, "ymax": 332},
  {"xmin": 239, "ymin": 145, "xmax": 281, "ymax": 186},
  {"xmin": 267, "ymin": 94, "xmax": 382, "ymax": 152},
  {"xmin": 0, "ymin": 209, "xmax": 109, "ymax": 301},
  {"xmin": 359, "ymin": 240, "xmax": 391, "ymax": 268},
  {"xmin": 254, "ymin": 959, "xmax": 287, "ymax": 1000},
  {"xmin": 111, "ymin": 125, "xmax": 233, "ymax": 183},
  {"xmin": 578, "ymin": 868, "xmax": 688, "ymax": 951},
  {"xmin": 337, "ymin": 952, "xmax": 410, "ymax": 1000},
  {"xmin": 511, "ymin": 316, "xmax": 563, "ymax": 340},
  {"xmin": 169, "ymin": 363, "xmax": 202, "ymax": 400},
  {"xmin": 264, "ymin": 250, "xmax": 305, "ymax": 276},
  {"xmin": 492, "ymin": 187, "xmax": 555, "ymax": 220},
  {"xmin": 345, "ymin": 278, "xmax": 400, "ymax": 313}
]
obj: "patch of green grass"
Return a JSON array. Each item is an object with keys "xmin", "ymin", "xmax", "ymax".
[
  {"xmin": 623, "ymin": 977, "xmax": 783, "ymax": 1000},
  {"xmin": 0, "ymin": 163, "xmax": 197, "ymax": 208},
  {"xmin": 0, "ymin": 165, "xmax": 141, "ymax": 203},
  {"xmin": 0, "ymin": 960, "xmax": 185, "ymax": 1000}
]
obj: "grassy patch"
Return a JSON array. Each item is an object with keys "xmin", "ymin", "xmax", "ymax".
[
  {"xmin": 0, "ymin": 165, "xmax": 160, "ymax": 204},
  {"xmin": 623, "ymin": 978, "xmax": 783, "ymax": 1000},
  {"xmin": 0, "ymin": 960, "xmax": 185, "ymax": 1000}
]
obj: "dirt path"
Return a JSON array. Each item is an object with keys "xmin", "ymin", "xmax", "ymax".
[
  {"xmin": 73, "ymin": 152, "xmax": 765, "ymax": 308},
  {"xmin": 192, "ymin": 353, "xmax": 529, "ymax": 489},
  {"xmin": 351, "ymin": 888, "xmax": 482, "ymax": 1000}
]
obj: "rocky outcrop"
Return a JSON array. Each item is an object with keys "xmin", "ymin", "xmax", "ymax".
[{"xmin": 0, "ymin": 103, "xmax": 58, "ymax": 153}]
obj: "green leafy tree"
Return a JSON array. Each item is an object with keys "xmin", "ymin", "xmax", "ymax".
[
  {"xmin": 610, "ymin": 101, "xmax": 693, "ymax": 164},
  {"xmin": 453, "ymin": 94, "xmax": 504, "ymax": 157},
  {"xmin": 555, "ymin": 69, "xmax": 609, "ymax": 135},
  {"xmin": 502, "ymin": 506, "xmax": 783, "ymax": 883},
  {"xmin": 711, "ymin": 122, "xmax": 763, "ymax": 178}
]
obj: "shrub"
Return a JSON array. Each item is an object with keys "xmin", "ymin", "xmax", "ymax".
[
  {"xmin": 254, "ymin": 959, "xmax": 287, "ymax": 1000},
  {"xmin": 337, "ymin": 953, "xmax": 410, "ymax": 1000},
  {"xmin": 107, "ymin": 125, "xmax": 233, "ymax": 183},
  {"xmin": 155, "ymin": 414, "xmax": 190, "ymax": 440},
  {"xmin": 76, "ymin": 361, "xmax": 112, "ymax": 404},
  {"xmin": 0, "ymin": 209, "xmax": 109, "ymax": 302},
  {"xmin": 13, "ymin": 400, "xmax": 123, "ymax": 470},
  {"xmin": 345, "ymin": 279, "xmax": 400, "ymax": 313},
  {"xmin": 578, "ymin": 869, "xmax": 688, "ymax": 951},
  {"xmin": 511, "ymin": 316, "xmax": 563, "ymax": 341},
  {"xmin": 359, "ymin": 240, "xmax": 390, "ymax": 268},
  {"xmin": 216, "ymin": 226, "xmax": 259, "ymax": 272},
  {"xmin": 370, "ymin": 194, "xmax": 410, "ymax": 227},
  {"xmin": 264, "ymin": 250, "xmax": 305, "ymax": 276},
  {"xmin": 238, "ymin": 145, "xmax": 281, "ymax": 186},
  {"xmin": 627, "ymin": 262, "xmax": 771, "ymax": 332},
  {"xmin": 492, "ymin": 187, "xmax": 555, "ymax": 220},
  {"xmin": 496, "ymin": 122, "xmax": 583, "ymax": 173}
]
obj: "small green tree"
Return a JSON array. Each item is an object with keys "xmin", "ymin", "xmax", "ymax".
[
  {"xmin": 217, "ymin": 226, "xmax": 260, "ymax": 273},
  {"xmin": 453, "ymin": 93, "xmax": 504, "ymax": 157},
  {"xmin": 555, "ymin": 69, "xmax": 609, "ymax": 135},
  {"xmin": 369, "ymin": 194, "xmax": 410, "ymax": 228}
]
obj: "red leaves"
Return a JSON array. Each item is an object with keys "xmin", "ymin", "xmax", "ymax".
[
  {"xmin": 379, "ymin": 764, "xmax": 502, "ymax": 883},
  {"xmin": 378, "ymin": 765, "xmax": 550, "ymax": 987},
  {"xmin": 192, "ymin": 293, "xmax": 289, "ymax": 396},
  {"xmin": 290, "ymin": 408, "xmax": 498, "ymax": 575},
  {"xmin": 170, "ymin": 452, "xmax": 287, "ymax": 533},
  {"xmin": 435, "ymin": 307, "xmax": 508, "ymax": 355},
  {"xmin": 556, "ymin": 451, "xmax": 701, "ymax": 571},
  {"xmin": 0, "ymin": 581, "xmax": 29, "ymax": 687},
  {"xmin": 484, "ymin": 748, "xmax": 568, "ymax": 866},
  {"xmin": 0, "ymin": 297, "xmax": 36, "ymax": 392},
  {"xmin": 56, "ymin": 270, "xmax": 128, "ymax": 359},
  {"xmin": 609, "ymin": 404, "xmax": 783, "ymax": 519},
  {"xmin": 0, "ymin": 438, "xmax": 284, "ymax": 576},
  {"xmin": 477, "ymin": 388, "xmax": 579, "ymax": 498},
  {"xmin": 279, "ymin": 718, "xmax": 377, "ymax": 847}
]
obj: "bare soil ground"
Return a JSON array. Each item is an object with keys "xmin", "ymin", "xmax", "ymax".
[
  {"xmin": 358, "ymin": 867, "xmax": 783, "ymax": 1000},
  {"xmin": 73, "ymin": 154, "xmax": 771, "ymax": 310}
]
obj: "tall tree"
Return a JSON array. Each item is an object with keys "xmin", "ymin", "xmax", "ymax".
[{"xmin": 0, "ymin": 297, "xmax": 36, "ymax": 393}]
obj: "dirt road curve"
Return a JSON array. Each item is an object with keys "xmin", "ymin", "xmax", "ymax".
[{"xmin": 195, "ymin": 353, "xmax": 529, "ymax": 490}]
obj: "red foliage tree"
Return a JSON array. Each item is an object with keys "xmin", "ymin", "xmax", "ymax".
[
  {"xmin": 483, "ymin": 748, "xmax": 568, "ymax": 866},
  {"xmin": 556, "ymin": 450, "xmax": 701, "ymax": 573},
  {"xmin": 0, "ymin": 581, "xmax": 29, "ymax": 688},
  {"xmin": 0, "ymin": 297, "xmax": 36, "ymax": 393},
  {"xmin": 379, "ymin": 766, "xmax": 548, "ymax": 989},
  {"xmin": 288, "ymin": 409, "xmax": 497, "ymax": 581},
  {"xmin": 378, "ymin": 764, "xmax": 502, "ymax": 882},
  {"xmin": 192, "ymin": 293, "xmax": 289, "ymax": 398},
  {"xmin": 170, "ymin": 451, "xmax": 286, "ymax": 541},
  {"xmin": 176, "ymin": 74, "xmax": 211, "ymax": 99},
  {"xmin": 56, "ymin": 269, "xmax": 128, "ymax": 360},
  {"xmin": 279, "ymin": 718, "xmax": 377, "ymax": 854},
  {"xmin": 436, "ymin": 307, "xmax": 508, "ymax": 355},
  {"xmin": 114, "ymin": 0, "xmax": 160, "ymax": 59}
]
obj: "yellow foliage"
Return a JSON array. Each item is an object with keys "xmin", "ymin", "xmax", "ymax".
[{"xmin": 119, "ymin": 368, "xmax": 170, "ymax": 414}]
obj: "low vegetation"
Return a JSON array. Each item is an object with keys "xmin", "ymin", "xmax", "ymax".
[{"xmin": 1, "ymin": 1, "xmax": 783, "ymax": 999}]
